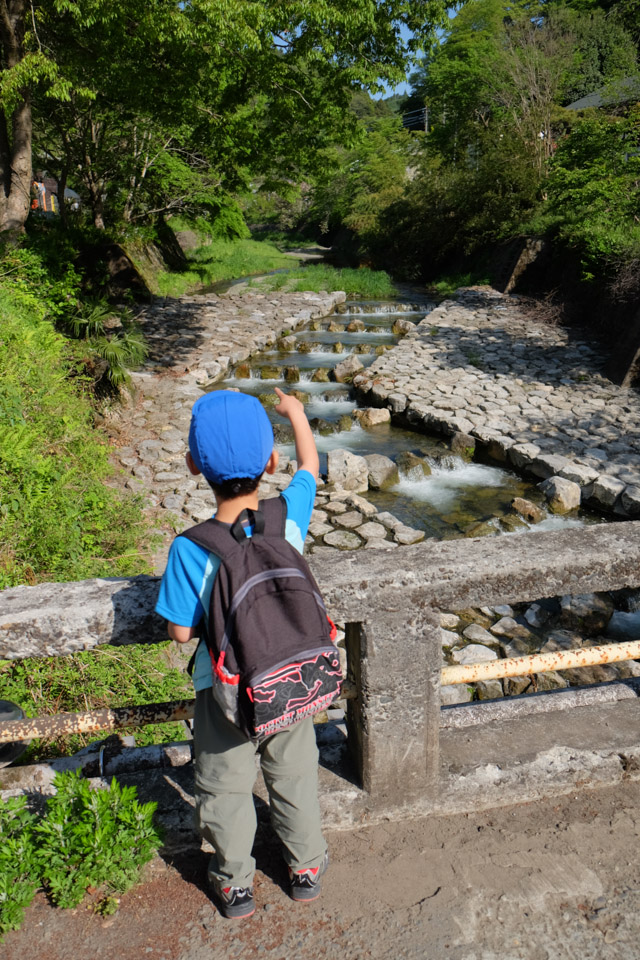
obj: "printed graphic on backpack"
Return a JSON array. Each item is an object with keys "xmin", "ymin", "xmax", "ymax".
[{"xmin": 248, "ymin": 645, "xmax": 343, "ymax": 738}]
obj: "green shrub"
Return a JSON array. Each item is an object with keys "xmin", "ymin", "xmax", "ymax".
[
  {"xmin": 36, "ymin": 772, "xmax": 162, "ymax": 909},
  {"xmin": 0, "ymin": 797, "xmax": 39, "ymax": 937},
  {"xmin": 0, "ymin": 772, "xmax": 162, "ymax": 938}
]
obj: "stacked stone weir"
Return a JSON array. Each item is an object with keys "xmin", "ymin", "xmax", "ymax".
[{"xmin": 352, "ymin": 287, "xmax": 640, "ymax": 519}]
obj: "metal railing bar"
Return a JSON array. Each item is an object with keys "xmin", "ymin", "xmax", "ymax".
[{"xmin": 442, "ymin": 639, "xmax": 640, "ymax": 686}]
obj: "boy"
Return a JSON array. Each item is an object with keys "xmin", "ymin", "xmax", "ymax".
[{"xmin": 155, "ymin": 387, "xmax": 328, "ymax": 919}]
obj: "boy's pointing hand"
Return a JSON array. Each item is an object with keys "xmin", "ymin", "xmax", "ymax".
[{"xmin": 274, "ymin": 387, "xmax": 305, "ymax": 420}]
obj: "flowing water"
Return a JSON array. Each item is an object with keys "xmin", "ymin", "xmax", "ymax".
[{"xmin": 210, "ymin": 295, "xmax": 598, "ymax": 541}]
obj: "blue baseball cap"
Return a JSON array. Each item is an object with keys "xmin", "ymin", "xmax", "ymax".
[{"xmin": 188, "ymin": 391, "xmax": 274, "ymax": 483}]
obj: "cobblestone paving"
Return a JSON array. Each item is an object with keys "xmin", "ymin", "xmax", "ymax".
[
  {"xmin": 353, "ymin": 287, "xmax": 640, "ymax": 518},
  {"xmin": 106, "ymin": 289, "xmax": 347, "ymax": 572}
]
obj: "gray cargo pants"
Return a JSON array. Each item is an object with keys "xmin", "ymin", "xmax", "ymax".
[{"xmin": 193, "ymin": 690, "xmax": 327, "ymax": 889}]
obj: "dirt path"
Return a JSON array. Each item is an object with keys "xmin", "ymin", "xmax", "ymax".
[{"xmin": 5, "ymin": 779, "xmax": 640, "ymax": 960}]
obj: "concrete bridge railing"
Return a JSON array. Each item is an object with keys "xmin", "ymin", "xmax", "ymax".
[{"xmin": 3, "ymin": 521, "xmax": 640, "ymax": 819}]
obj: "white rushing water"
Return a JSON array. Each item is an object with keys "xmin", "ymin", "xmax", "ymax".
[{"xmin": 390, "ymin": 462, "xmax": 512, "ymax": 510}]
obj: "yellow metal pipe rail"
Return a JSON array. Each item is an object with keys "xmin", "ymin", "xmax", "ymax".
[{"xmin": 441, "ymin": 638, "xmax": 640, "ymax": 686}]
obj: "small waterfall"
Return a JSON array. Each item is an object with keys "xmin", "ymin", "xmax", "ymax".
[{"xmin": 336, "ymin": 301, "xmax": 434, "ymax": 315}]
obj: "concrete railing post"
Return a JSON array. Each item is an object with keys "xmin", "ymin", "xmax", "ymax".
[{"xmin": 344, "ymin": 603, "xmax": 441, "ymax": 809}]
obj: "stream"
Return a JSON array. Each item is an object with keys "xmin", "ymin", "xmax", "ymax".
[{"xmin": 209, "ymin": 293, "xmax": 598, "ymax": 542}]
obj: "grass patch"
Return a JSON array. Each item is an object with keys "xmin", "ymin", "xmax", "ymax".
[
  {"xmin": 0, "ymin": 643, "xmax": 192, "ymax": 761},
  {"xmin": 429, "ymin": 271, "xmax": 491, "ymax": 299},
  {"xmin": 253, "ymin": 264, "xmax": 396, "ymax": 299},
  {"xmin": 153, "ymin": 237, "xmax": 294, "ymax": 296}
]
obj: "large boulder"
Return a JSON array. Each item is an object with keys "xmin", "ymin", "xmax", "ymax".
[
  {"xmin": 354, "ymin": 407, "xmax": 391, "ymax": 429},
  {"xmin": 333, "ymin": 354, "xmax": 364, "ymax": 383},
  {"xmin": 392, "ymin": 318, "xmax": 414, "ymax": 335},
  {"xmin": 364, "ymin": 454, "xmax": 399, "ymax": 490},
  {"xmin": 396, "ymin": 451, "xmax": 431, "ymax": 480},
  {"xmin": 559, "ymin": 593, "xmax": 615, "ymax": 636},
  {"xmin": 538, "ymin": 476, "xmax": 581, "ymax": 514},
  {"xmin": 326, "ymin": 449, "xmax": 369, "ymax": 492},
  {"xmin": 450, "ymin": 432, "xmax": 476, "ymax": 461},
  {"xmin": 511, "ymin": 497, "xmax": 544, "ymax": 524}
]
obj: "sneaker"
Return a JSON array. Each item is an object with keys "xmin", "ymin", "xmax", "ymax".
[
  {"xmin": 289, "ymin": 852, "xmax": 329, "ymax": 902},
  {"xmin": 215, "ymin": 885, "xmax": 255, "ymax": 919}
]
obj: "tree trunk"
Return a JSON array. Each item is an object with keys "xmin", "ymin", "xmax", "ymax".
[
  {"xmin": 0, "ymin": 0, "xmax": 32, "ymax": 238},
  {"xmin": 57, "ymin": 164, "xmax": 68, "ymax": 228}
]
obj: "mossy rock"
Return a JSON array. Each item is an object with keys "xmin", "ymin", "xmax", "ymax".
[
  {"xmin": 328, "ymin": 321, "xmax": 343, "ymax": 333},
  {"xmin": 311, "ymin": 367, "xmax": 330, "ymax": 383},
  {"xmin": 375, "ymin": 344, "xmax": 390, "ymax": 356},
  {"xmin": 309, "ymin": 417, "xmax": 335, "ymax": 436},
  {"xmin": 338, "ymin": 415, "xmax": 353, "ymax": 432},
  {"xmin": 462, "ymin": 520, "xmax": 497, "ymax": 538},
  {"xmin": 260, "ymin": 365, "xmax": 282, "ymax": 380},
  {"xmin": 258, "ymin": 392, "xmax": 279, "ymax": 407},
  {"xmin": 284, "ymin": 366, "xmax": 300, "ymax": 382},
  {"xmin": 290, "ymin": 389, "xmax": 309, "ymax": 404},
  {"xmin": 354, "ymin": 343, "xmax": 372, "ymax": 354},
  {"xmin": 332, "ymin": 342, "xmax": 344, "ymax": 353},
  {"xmin": 298, "ymin": 341, "xmax": 315, "ymax": 354},
  {"xmin": 396, "ymin": 451, "xmax": 431, "ymax": 479},
  {"xmin": 273, "ymin": 423, "xmax": 295, "ymax": 443},
  {"xmin": 235, "ymin": 362, "xmax": 252, "ymax": 379}
]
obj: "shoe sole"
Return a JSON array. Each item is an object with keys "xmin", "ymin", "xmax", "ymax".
[
  {"xmin": 212, "ymin": 890, "xmax": 256, "ymax": 919},
  {"xmin": 222, "ymin": 905, "xmax": 256, "ymax": 919},
  {"xmin": 290, "ymin": 888, "xmax": 322, "ymax": 903}
]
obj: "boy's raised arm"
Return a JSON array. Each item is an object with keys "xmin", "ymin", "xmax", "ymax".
[{"xmin": 274, "ymin": 388, "xmax": 319, "ymax": 480}]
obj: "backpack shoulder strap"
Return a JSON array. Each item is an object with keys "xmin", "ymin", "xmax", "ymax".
[
  {"xmin": 258, "ymin": 495, "xmax": 287, "ymax": 538},
  {"xmin": 179, "ymin": 518, "xmax": 240, "ymax": 562}
]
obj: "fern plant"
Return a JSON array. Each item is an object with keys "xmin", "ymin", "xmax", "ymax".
[{"xmin": 59, "ymin": 302, "xmax": 148, "ymax": 390}]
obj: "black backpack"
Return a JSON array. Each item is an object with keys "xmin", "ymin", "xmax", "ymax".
[{"xmin": 180, "ymin": 496, "xmax": 342, "ymax": 741}]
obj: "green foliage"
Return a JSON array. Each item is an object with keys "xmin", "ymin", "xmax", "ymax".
[
  {"xmin": 1, "ymin": 229, "xmax": 148, "ymax": 389},
  {"xmin": 0, "ymin": 643, "xmax": 192, "ymax": 760},
  {"xmin": 12, "ymin": 0, "xmax": 455, "ymax": 233},
  {"xmin": 0, "ymin": 797, "xmax": 39, "ymax": 937},
  {"xmin": 430, "ymin": 272, "xmax": 492, "ymax": 298},
  {"xmin": 0, "ymin": 284, "xmax": 150, "ymax": 588},
  {"xmin": 36, "ymin": 772, "xmax": 162, "ymax": 909},
  {"xmin": 547, "ymin": 107, "xmax": 640, "ymax": 266},
  {"xmin": 0, "ymin": 773, "xmax": 162, "ymax": 939},
  {"xmin": 299, "ymin": 0, "xmax": 639, "ymax": 287}
]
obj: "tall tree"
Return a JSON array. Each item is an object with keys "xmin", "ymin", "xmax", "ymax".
[{"xmin": 0, "ymin": 0, "xmax": 456, "ymax": 236}]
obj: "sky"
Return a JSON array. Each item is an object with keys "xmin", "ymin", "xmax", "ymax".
[{"xmin": 370, "ymin": 14, "xmax": 455, "ymax": 100}]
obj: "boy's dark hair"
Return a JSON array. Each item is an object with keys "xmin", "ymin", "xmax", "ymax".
[{"xmin": 210, "ymin": 475, "xmax": 262, "ymax": 499}]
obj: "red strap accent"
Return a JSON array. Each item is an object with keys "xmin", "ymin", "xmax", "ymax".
[
  {"xmin": 211, "ymin": 649, "xmax": 241, "ymax": 685},
  {"xmin": 327, "ymin": 615, "xmax": 338, "ymax": 643}
]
